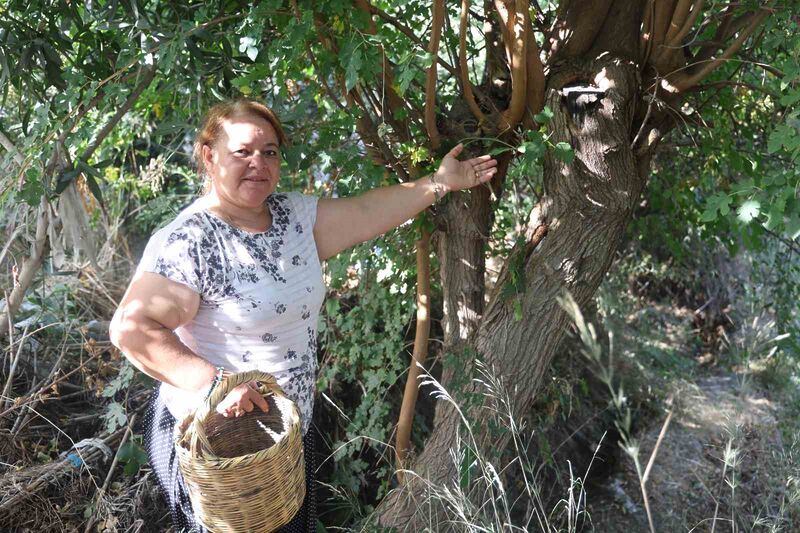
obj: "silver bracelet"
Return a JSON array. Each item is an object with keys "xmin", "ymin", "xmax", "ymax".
[
  {"xmin": 203, "ymin": 366, "xmax": 226, "ymax": 402},
  {"xmin": 429, "ymin": 173, "xmax": 443, "ymax": 202}
]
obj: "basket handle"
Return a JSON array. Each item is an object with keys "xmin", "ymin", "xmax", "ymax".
[{"xmin": 182, "ymin": 370, "xmax": 283, "ymax": 459}]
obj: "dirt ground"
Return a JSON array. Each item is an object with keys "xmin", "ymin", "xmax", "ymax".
[{"xmin": 589, "ymin": 373, "xmax": 788, "ymax": 532}]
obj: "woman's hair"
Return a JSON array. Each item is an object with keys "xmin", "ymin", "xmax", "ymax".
[{"xmin": 193, "ymin": 99, "xmax": 287, "ymax": 184}]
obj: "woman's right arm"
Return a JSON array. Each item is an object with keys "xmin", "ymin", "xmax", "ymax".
[
  {"xmin": 109, "ymin": 272, "xmax": 217, "ymax": 392},
  {"xmin": 109, "ymin": 272, "xmax": 219, "ymax": 393},
  {"xmin": 110, "ymin": 272, "xmax": 268, "ymax": 416}
]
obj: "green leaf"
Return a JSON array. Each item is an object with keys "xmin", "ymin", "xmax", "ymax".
[
  {"xmin": 768, "ymin": 125, "xmax": 794, "ymax": 154},
  {"xmin": 553, "ymin": 142, "xmax": 575, "ymax": 164},
  {"xmin": 786, "ymin": 213, "xmax": 800, "ymax": 240},
  {"xmin": 700, "ymin": 208, "xmax": 718, "ymax": 222},
  {"xmin": 103, "ymin": 402, "xmax": 127, "ymax": 433},
  {"xmin": 21, "ymin": 168, "xmax": 44, "ymax": 206},
  {"xmin": 76, "ymin": 161, "xmax": 105, "ymax": 206},
  {"xmin": 765, "ymin": 202, "xmax": 783, "ymax": 230},
  {"xmin": 780, "ymin": 89, "xmax": 800, "ymax": 107},
  {"xmin": 534, "ymin": 106, "xmax": 553, "ymax": 124},
  {"xmin": 117, "ymin": 442, "xmax": 133, "ymax": 462},
  {"xmin": 54, "ymin": 168, "xmax": 80, "ymax": 195},
  {"xmin": 737, "ymin": 199, "xmax": 761, "ymax": 223},
  {"xmin": 345, "ymin": 48, "xmax": 363, "ymax": 92}
]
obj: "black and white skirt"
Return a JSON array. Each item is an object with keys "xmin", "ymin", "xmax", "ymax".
[{"xmin": 143, "ymin": 389, "xmax": 318, "ymax": 532}]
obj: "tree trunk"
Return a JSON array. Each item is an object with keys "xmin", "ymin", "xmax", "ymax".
[{"xmin": 378, "ymin": 9, "xmax": 652, "ymax": 526}]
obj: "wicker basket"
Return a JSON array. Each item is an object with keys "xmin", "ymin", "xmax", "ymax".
[{"xmin": 174, "ymin": 370, "xmax": 305, "ymax": 532}]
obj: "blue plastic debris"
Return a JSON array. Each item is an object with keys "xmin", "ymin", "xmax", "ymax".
[{"xmin": 66, "ymin": 453, "xmax": 82, "ymax": 467}]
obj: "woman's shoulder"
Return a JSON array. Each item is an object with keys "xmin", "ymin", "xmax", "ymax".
[{"xmin": 268, "ymin": 191, "xmax": 318, "ymax": 229}]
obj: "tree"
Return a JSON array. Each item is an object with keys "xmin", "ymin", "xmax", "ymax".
[{"xmin": 0, "ymin": 0, "xmax": 797, "ymax": 530}]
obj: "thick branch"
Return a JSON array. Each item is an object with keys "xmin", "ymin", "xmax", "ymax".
[
  {"xmin": 524, "ymin": 19, "xmax": 546, "ymax": 126},
  {"xmin": 425, "ymin": 0, "xmax": 445, "ymax": 149},
  {"xmin": 549, "ymin": 0, "xmax": 614, "ymax": 60},
  {"xmin": 665, "ymin": 0, "xmax": 692, "ymax": 43},
  {"xmin": 0, "ymin": 198, "xmax": 49, "ymax": 339},
  {"xmin": 494, "ymin": 0, "xmax": 529, "ymax": 130},
  {"xmin": 82, "ymin": 67, "xmax": 156, "ymax": 163},
  {"xmin": 370, "ymin": 4, "xmax": 459, "ymax": 79},
  {"xmin": 694, "ymin": 8, "xmax": 755, "ymax": 64},
  {"xmin": 652, "ymin": 0, "xmax": 677, "ymax": 48},
  {"xmin": 395, "ymin": 230, "xmax": 431, "ymax": 480},
  {"xmin": 354, "ymin": 0, "xmax": 411, "ymax": 140},
  {"xmin": 0, "ymin": 130, "xmax": 25, "ymax": 166},
  {"xmin": 641, "ymin": 0, "xmax": 656, "ymax": 66},
  {"xmin": 459, "ymin": 0, "xmax": 487, "ymax": 125},
  {"xmin": 666, "ymin": 0, "xmax": 704, "ymax": 48},
  {"xmin": 668, "ymin": 7, "xmax": 770, "ymax": 92}
]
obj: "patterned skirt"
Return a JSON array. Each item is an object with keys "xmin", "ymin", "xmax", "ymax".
[{"xmin": 143, "ymin": 388, "xmax": 317, "ymax": 532}]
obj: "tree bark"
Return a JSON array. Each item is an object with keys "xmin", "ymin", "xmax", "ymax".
[
  {"xmin": 0, "ymin": 198, "xmax": 49, "ymax": 339},
  {"xmin": 378, "ymin": 12, "xmax": 651, "ymax": 528}
]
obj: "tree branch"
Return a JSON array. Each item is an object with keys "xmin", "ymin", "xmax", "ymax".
[
  {"xmin": 459, "ymin": 0, "xmax": 488, "ymax": 125},
  {"xmin": 668, "ymin": 7, "xmax": 770, "ymax": 92},
  {"xmin": 653, "ymin": 0, "xmax": 678, "ymax": 49},
  {"xmin": 666, "ymin": 0, "xmax": 705, "ymax": 48},
  {"xmin": 666, "ymin": 0, "xmax": 693, "ymax": 43},
  {"xmin": 82, "ymin": 67, "xmax": 156, "ymax": 163},
  {"xmin": 425, "ymin": 0, "xmax": 445, "ymax": 150},
  {"xmin": 641, "ymin": 0, "xmax": 656, "ymax": 67},
  {"xmin": 354, "ymin": 0, "xmax": 412, "ymax": 141},
  {"xmin": 764, "ymin": 227, "xmax": 800, "ymax": 255},
  {"xmin": 0, "ymin": 197, "xmax": 49, "ymax": 339},
  {"xmin": 494, "ymin": 0, "xmax": 529, "ymax": 131},
  {"xmin": 689, "ymin": 79, "xmax": 778, "ymax": 98},
  {"xmin": 369, "ymin": 4, "xmax": 459, "ymax": 79},
  {"xmin": 0, "ymin": 130, "xmax": 25, "ymax": 166},
  {"xmin": 549, "ymin": 0, "xmax": 613, "ymax": 60},
  {"xmin": 524, "ymin": 15, "xmax": 546, "ymax": 126},
  {"xmin": 395, "ymin": 230, "xmax": 431, "ymax": 481}
]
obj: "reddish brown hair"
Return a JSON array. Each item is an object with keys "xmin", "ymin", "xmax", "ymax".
[{"xmin": 193, "ymin": 99, "xmax": 287, "ymax": 182}]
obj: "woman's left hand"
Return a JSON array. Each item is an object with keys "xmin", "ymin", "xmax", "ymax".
[
  {"xmin": 432, "ymin": 143, "xmax": 498, "ymax": 195},
  {"xmin": 216, "ymin": 381, "xmax": 269, "ymax": 418}
]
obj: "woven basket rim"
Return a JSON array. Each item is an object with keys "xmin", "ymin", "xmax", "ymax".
[{"xmin": 176, "ymin": 370, "xmax": 302, "ymax": 461}]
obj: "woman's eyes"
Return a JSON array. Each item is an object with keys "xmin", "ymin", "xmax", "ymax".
[{"xmin": 232, "ymin": 149, "xmax": 279, "ymax": 159}]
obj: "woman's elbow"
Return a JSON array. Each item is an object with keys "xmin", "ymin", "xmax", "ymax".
[{"xmin": 109, "ymin": 307, "xmax": 137, "ymax": 352}]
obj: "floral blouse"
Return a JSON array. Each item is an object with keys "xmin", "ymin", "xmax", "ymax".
[{"xmin": 135, "ymin": 192, "xmax": 324, "ymax": 435}]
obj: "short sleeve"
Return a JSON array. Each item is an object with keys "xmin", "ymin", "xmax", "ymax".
[
  {"xmin": 135, "ymin": 224, "xmax": 205, "ymax": 294},
  {"xmin": 287, "ymin": 192, "xmax": 319, "ymax": 233}
]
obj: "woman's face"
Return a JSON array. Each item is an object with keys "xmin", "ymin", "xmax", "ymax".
[{"xmin": 203, "ymin": 114, "xmax": 281, "ymax": 210}]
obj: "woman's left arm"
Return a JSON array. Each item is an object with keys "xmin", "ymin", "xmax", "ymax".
[{"xmin": 314, "ymin": 144, "xmax": 497, "ymax": 261}]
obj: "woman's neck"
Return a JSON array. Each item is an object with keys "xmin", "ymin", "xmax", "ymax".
[{"xmin": 204, "ymin": 192, "xmax": 272, "ymax": 233}]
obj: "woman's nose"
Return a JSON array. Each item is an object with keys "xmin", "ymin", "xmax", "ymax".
[{"xmin": 248, "ymin": 152, "xmax": 268, "ymax": 169}]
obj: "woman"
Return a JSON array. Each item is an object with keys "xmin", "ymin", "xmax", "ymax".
[{"xmin": 110, "ymin": 99, "xmax": 497, "ymax": 532}]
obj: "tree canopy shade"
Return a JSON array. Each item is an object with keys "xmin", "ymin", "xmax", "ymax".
[{"xmin": 0, "ymin": 0, "xmax": 798, "ymax": 529}]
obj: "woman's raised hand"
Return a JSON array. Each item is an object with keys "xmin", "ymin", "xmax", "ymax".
[
  {"xmin": 432, "ymin": 143, "xmax": 498, "ymax": 195},
  {"xmin": 216, "ymin": 381, "xmax": 270, "ymax": 418}
]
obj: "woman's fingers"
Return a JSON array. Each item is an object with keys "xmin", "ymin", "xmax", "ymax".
[
  {"xmin": 445, "ymin": 143, "xmax": 465, "ymax": 159},
  {"xmin": 252, "ymin": 393, "xmax": 270, "ymax": 413},
  {"xmin": 217, "ymin": 382, "xmax": 269, "ymax": 417}
]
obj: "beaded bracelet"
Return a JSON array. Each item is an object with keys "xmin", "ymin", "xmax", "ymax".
[
  {"xmin": 203, "ymin": 366, "xmax": 226, "ymax": 402},
  {"xmin": 429, "ymin": 173, "xmax": 444, "ymax": 202}
]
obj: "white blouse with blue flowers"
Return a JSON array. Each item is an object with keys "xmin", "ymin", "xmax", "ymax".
[{"xmin": 135, "ymin": 191, "xmax": 324, "ymax": 435}]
